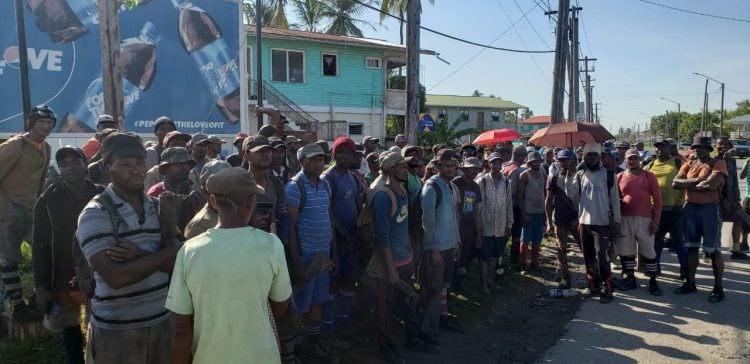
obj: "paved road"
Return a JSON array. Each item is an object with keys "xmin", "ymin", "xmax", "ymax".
[{"xmin": 539, "ymin": 159, "xmax": 750, "ymax": 363}]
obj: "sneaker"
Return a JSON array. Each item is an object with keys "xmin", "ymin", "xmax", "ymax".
[
  {"xmin": 439, "ymin": 315, "xmax": 465, "ymax": 334},
  {"xmin": 730, "ymin": 251, "xmax": 750, "ymax": 260},
  {"xmin": 11, "ymin": 304, "xmax": 43, "ymax": 323},
  {"xmin": 378, "ymin": 341, "xmax": 405, "ymax": 364},
  {"xmin": 649, "ymin": 280, "xmax": 662, "ymax": 296},
  {"xmin": 599, "ymin": 289, "xmax": 614, "ymax": 304},
  {"xmin": 708, "ymin": 288, "xmax": 725, "ymax": 303},
  {"xmin": 674, "ymin": 282, "xmax": 697, "ymax": 295},
  {"xmin": 421, "ymin": 333, "xmax": 446, "ymax": 346},
  {"xmin": 616, "ymin": 276, "xmax": 637, "ymax": 291}
]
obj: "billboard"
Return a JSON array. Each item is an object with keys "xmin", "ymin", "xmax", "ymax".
[{"xmin": 0, "ymin": 0, "xmax": 242, "ymax": 134}]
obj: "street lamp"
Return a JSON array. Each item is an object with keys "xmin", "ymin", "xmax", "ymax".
[
  {"xmin": 660, "ymin": 97, "xmax": 681, "ymax": 143},
  {"xmin": 693, "ymin": 72, "xmax": 725, "ymax": 137}
]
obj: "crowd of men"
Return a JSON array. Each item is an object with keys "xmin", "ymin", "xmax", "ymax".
[{"xmin": 1, "ymin": 105, "xmax": 748, "ymax": 364}]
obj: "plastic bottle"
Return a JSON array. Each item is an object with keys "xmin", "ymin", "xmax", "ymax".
[
  {"xmin": 59, "ymin": 22, "xmax": 161, "ymax": 132},
  {"xmin": 172, "ymin": 0, "xmax": 241, "ymax": 124},
  {"xmin": 548, "ymin": 288, "xmax": 578, "ymax": 298}
]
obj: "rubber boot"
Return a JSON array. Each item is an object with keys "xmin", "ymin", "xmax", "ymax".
[{"xmin": 530, "ymin": 245, "xmax": 540, "ymax": 269}]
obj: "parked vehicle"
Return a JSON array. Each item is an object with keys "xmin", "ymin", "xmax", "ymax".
[{"xmin": 730, "ymin": 139, "xmax": 750, "ymax": 158}]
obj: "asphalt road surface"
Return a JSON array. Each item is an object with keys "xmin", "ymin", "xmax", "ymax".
[{"xmin": 539, "ymin": 159, "xmax": 750, "ymax": 363}]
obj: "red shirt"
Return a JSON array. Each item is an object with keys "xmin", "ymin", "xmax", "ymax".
[{"xmin": 617, "ymin": 170, "xmax": 662, "ymax": 228}]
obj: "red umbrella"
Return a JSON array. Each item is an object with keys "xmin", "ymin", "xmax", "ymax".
[
  {"xmin": 528, "ymin": 122, "xmax": 614, "ymax": 147},
  {"xmin": 473, "ymin": 128, "xmax": 523, "ymax": 145}
]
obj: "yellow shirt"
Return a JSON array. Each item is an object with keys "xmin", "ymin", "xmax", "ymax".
[
  {"xmin": 166, "ymin": 227, "xmax": 292, "ymax": 363},
  {"xmin": 648, "ymin": 158, "xmax": 684, "ymax": 207}
]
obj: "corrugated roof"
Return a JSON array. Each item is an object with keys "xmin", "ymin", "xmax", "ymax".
[
  {"xmin": 246, "ymin": 27, "xmax": 406, "ymax": 52},
  {"xmin": 728, "ymin": 114, "xmax": 750, "ymax": 124},
  {"xmin": 425, "ymin": 94, "xmax": 526, "ymax": 110},
  {"xmin": 521, "ymin": 116, "xmax": 551, "ymax": 125}
]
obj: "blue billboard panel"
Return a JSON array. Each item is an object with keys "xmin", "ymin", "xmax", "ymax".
[{"xmin": 0, "ymin": 0, "xmax": 241, "ymax": 134}]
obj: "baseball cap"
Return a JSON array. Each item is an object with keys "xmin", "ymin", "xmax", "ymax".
[
  {"xmin": 487, "ymin": 152, "xmax": 504, "ymax": 162},
  {"xmin": 527, "ymin": 151, "xmax": 542, "ymax": 163},
  {"xmin": 199, "ymin": 160, "xmax": 231, "ymax": 186},
  {"xmin": 297, "ymin": 143, "xmax": 327, "ymax": 160},
  {"xmin": 556, "ymin": 150, "xmax": 575, "ymax": 160},
  {"xmin": 96, "ymin": 114, "xmax": 116, "ymax": 126},
  {"xmin": 243, "ymin": 135, "xmax": 272, "ymax": 152},
  {"xmin": 206, "ymin": 167, "xmax": 265, "ymax": 199},
  {"xmin": 379, "ymin": 151, "xmax": 407, "ymax": 170},
  {"xmin": 435, "ymin": 148, "xmax": 458, "ymax": 162},
  {"xmin": 363, "ymin": 136, "xmax": 380, "ymax": 144},
  {"xmin": 401, "ymin": 145, "xmax": 420, "ymax": 157},
  {"xmin": 582, "ymin": 143, "xmax": 602, "ymax": 155},
  {"xmin": 158, "ymin": 147, "xmax": 197, "ymax": 174},
  {"xmin": 284, "ymin": 135, "xmax": 302, "ymax": 144},
  {"xmin": 366, "ymin": 152, "xmax": 380, "ymax": 164},
  {"xmin": 269, "ymin": 137, "xmax": 286, "ymax": 149},
  {"xmin": 208, "ymin": 135, "xmax": 226, "ymax": 144},
  {"xmin": 153, "ymin": 116, "xmax": 176, "ymax": 133},
  {"xmin": 101, "ymin": 132, "xmax": 146, "ymax": 161},
  {"xmin": 395, "ymin": 134, "xmax": 407, "ymax": 143},
  {"xmin": 163, "ymin": 130, "xmax": 191, "ymax": 147},
  {"xmin": 615, "ymin": 141, "xmax": 631, "ymax": 149},
  {"xmin": 190, "ymin": 133, "xmax": 210, "ymax": 145},
  {"xmin": 625, "ymin": 148, "xmax": 640, "ymax": 159},
  {"xmin": 460, "ymin": 157, "xmax": 482, "ymax": 169},
  {"xmin": 55, "ymin": 146, "xmax": 86, "ymax": 162},
  {"xmin": 233, "ymin": 132, "xmax": 248, "ymax": 147},
  {"xmin": 331, "ymin": 136, "xmax": 356, "ymax": 157},
  {"xmin": 653, "ymin": 139, "xmax": 670, "ymax": 147},
  {"xmin": 258, "ymin": 124, "xmax": 277, "ymax": 138}
]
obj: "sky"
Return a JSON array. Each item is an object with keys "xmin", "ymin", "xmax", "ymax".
[{"xmin": 315, "ymin": 0, "xmax": 750, "ymax": 134}]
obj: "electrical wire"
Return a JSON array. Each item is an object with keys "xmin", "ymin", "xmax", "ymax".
[
  {"xmin": 512, "ymin": 0, "xmax": 553, "ymax": 50},
  {"xmin": 638, "ymin": 0, "xmax": 750, "ymax": 23},
  {"xmin": 351, "ymin": 0, "xmax": 554, "ymax": 54},
  {"xmin": 576, "ymin": 0, "xmax": 594, "ymax": 56},
  {"xmin": 496, "ymin": 0, "xmax": 551, "ymax": 86}
]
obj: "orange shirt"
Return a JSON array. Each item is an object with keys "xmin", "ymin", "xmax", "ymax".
[{"xmin": 677, "ymin": 158, "xmax": 727, "ymax": 204}]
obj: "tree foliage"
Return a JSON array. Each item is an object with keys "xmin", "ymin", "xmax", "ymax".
[
  {"xmin": 648, "ymin": 99, "xmax": 749, "ymax": 142},
  {"xmin": 322, "ymin": 0, "xmax": 376, "ymax": 37},
  {"xmin": 418, "ymin": 115, "xmax": 476, "ymax": 148},
  {"xmin": 291, "ymin": 0, "xmax": 327, "ymax": 32}
]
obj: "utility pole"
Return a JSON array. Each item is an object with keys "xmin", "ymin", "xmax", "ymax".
[
  {"xmin": 567, "ymin": 7, "xmax": 581, "ymax": 123},
  {"xmin": 406, "ymin": 0, "xmax": 421, "ymax": 145},
  {"xmin": 98, "ymin": 0, "xmax": 124, "ymax": 129},
  {"xmin": 547, "ymin": 0, "xmax": 570, "ymax": 125},
  {"xmin": 701, "ymin": 78, "xmax": 708, "ymax": 137},
  {"xmin": 580, "ymin": 57, "xmax": 596, "ymax": 123},
  {"xmin": 594, "ymin": 102, "xmax": 600, "ymax": 123},
  {"xmin": 719, "ymin": 82, "xmax": 725, "ymax": 137},
  {"xmin": 14, "ymin": 0, "xmax": 31, "ymax": 130},
  {"xmin": 255, "ymin": 0, "xmax": 264, "ymax": 130}
]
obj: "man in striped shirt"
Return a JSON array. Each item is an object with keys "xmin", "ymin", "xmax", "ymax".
[{"xmin": 77, "ymin": 133, "xmax": 179, "ymax": 363}]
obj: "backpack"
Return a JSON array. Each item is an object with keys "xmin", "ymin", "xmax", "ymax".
[
  {"xmin": 408, "ymin": 178, "xmax": 444, "ymax": 247},
  {"xmin": 359, "ymin": 186, "xmax": 399, "ymax": 278}
]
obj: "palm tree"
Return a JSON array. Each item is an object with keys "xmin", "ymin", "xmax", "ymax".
[
  {"xmin": 323, "ymin": 0, "xmax": 376, "ymax": 37},
  {"xmin": 379, "ymin": 0, "xmax": 434, "ymax": 44},
  {"xmin": 419, "ymin": 115, "xmax": 477, "ymax": 148},
  {"xmin": 243, "ymin": 0, "xmax": 275, "ymax": 26},
  {"xmin": 270, "ymin": 0, "xmax": 290, "ymax": 29},
  {"xmin": 291, "ymin": 0, "xmax": 328, "ymax": 32}
]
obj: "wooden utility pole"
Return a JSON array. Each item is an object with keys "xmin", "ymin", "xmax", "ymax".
[
  {"xmin": 14, "ymin": 0, "xmax": 31, "ymax": 130},
  {"xmin": 579, "ymin": 57, "xmax": 596, "ymax": 122},
  {"xmin": 98, "ymin": 0, "xmax": 123, "ymax": 129},
  {"xmin": 547, "ymin": 0, "xmax": 570, "ymax": 125},
  {"xmin": 256, "ymin": 0, "xmax": 264, "ymax": 130},
  {"xmin": 406, "ymin": 0, "xmax": 421, "ymax": 145},
  {"xmin": 567, "ymin": 7, "xmax": 581, "ymax": 123}
]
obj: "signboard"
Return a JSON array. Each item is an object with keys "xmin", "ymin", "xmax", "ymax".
[
  {"xmin": 0, "ymin": 0, "xmax": 241, "ymax": 134},
  {"xmin": 418, "ymin": 113, "xmax": 435, "ymax": 132},
  {"xmin": 576, "ymin": 112, "xmax": 585, "ymax": 122}
]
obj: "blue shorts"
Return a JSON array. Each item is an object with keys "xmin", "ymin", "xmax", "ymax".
[
  {"xmin": 522, "ymin": 213, "xmax": 545, "ymax": 246},
  {"xmin": 294, "ymin": 250, "xmax": 332, "ymax": 314},
  {"xmin": 480, "ymin": 236, "xmax": 506, "ymax": 261},
  {"xmin": 683, "ymin": 203, "xmax": 722, "ymax": 254}
]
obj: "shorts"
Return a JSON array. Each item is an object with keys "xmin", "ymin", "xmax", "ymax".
[
  {"xmin": 683, "ymin": 203, "xmax": 722, "ymax": 254},
  {"xmin": 615, "ymin": 216, "xmax": 656, "ymax": 259},
  {"xmin": 0, "ymin": 203, "xmax": 33, "ymax": 265},
  {"xmin": 511, "ymin": 205, "xmax": 523, "ymax": 238},
  {"xmin": 480, "ymin": 236, "xmax": 505, "ymax": 261},
  {"xmin": 44, "ymin": 290, "xmax": 88, "ymax": 332},
  {"xmin": 295, "ymin": 250, "xmax": 332, "ymax": 314},
  {"xmin": 86, "ymin": 315, "xmax": 172, "ymax": 364},
  {"xmin": 521, "ymin": 213, "xmax": 545, "ymax": 246}
]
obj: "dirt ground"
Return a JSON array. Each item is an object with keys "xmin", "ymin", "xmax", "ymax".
[{"xmin": 333, "ymin": 239, "xmax": 585, "ymax": 364}]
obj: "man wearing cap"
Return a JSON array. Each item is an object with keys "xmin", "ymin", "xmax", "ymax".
[
  {"xmin": 616, "ymin": 149, "xmax": 663, "ymax": 295},
  {"xmin": 143, "ymin": 131, "xmax": 197, "ymax": 193},
  {"xmin": 145, "ymin": 116, "xmax": 177, "ymax": 169},
  {"xmin": 87, "ymin": 128, "xmax": 119, "ymax": 186},
  {"xmin": 269, "ymin": 137, "xmax": 290, "ymax": 183},
  {"xmin": 365, "ymin": 152, "xmax": 380, "ymax": 186},
  {"xmin": 285, "ymin": 135, "xmax": 303, "ymax": 177},
  {"xmin": 615, "ymin": 141, "xmax": 631, "ymax": 170},
  {"xmin": 577, "ymin": 142, "xmax": 620, "ymax": 303},
  {"xmin": 168, "ymin": 168, "xmax": 292, "ymax": 364},
  {"xmin": 373, "ymin": 151, "xmax": 422, "ymax": 359},
  {"xmin": 189, "ymin": 133, "xmax": 211, "ymax": 176},
  {"xmin": 460, "ymin": 144, "xmax": 478, "ymax": 160},
  {"xmin": 545, "ymin": 150, "xmax": 579, "ymax": 288},
  {"xmin": 419, "ymin": 148, "xmax": 461, "ymax": 348},
  {"xmin": 716, "ymin": 137, "xmax": 749, "ymax": 260},
  {"xmin": 475, "ymin": 152, "xmax": 513, "ymax": 292},
  {"xmin": 184, "ymin": 160, "xmax": 231, "ymax": 239},
  {"xmin": 32, "ymin": 146, "xmax": 102, "ymax": 362},
  {"xmin": 82, "ymin": 114, "xmax": 119, "ymax": 160},
  {"xmin": 285, "ymin": 143, "xmax": 336, "ymax": 361},
  {"xmin": 359, "ymin": 136, "xmax": 380, "ymax": 175},
  {"xmin": 394, "ymin": 134, "xmax": 407, "ymax": 149},
  {"xmin": 635, "ymin": 141, "xmax": 653, "ymax": 162},
  {"xmin": 518, "ymin": 151, "xmax": 547, "ymax": 271},
  {"xmin": 0, "ymin": 105, "xmax": 54, "ymax": 322},
  {"xmin": 147, "ymin": 147, "xmax": 204, "ymax": 234},
  {"xmin": 645, "ymin": 140, "xmax": 686, "ymax": 279},
  {"xmin": 673, "ymin": 136, "xmax": 728, "ymax": 303},
  {"xmin": 76, "ymin": 132, "xmax": 179, "ymax": 362},
  {"xmin": 244, "ymin": 135, "xmax": 289, "ymax": 243},
  {"xmin": 501, "ymin": 145, "xmax": 528, "ymax": 268},
  {"xmin": 226, "ymin": 133, "xmax": 248, "ymax": 167},
  {"xmin": 452, "ymin": 157, "xmax": 483, "ymax": 291},
  {"xmin": 206, "ymin": 135, "xmax": 226, "ymax": 160}
]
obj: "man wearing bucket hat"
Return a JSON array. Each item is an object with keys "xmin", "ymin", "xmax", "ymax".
[
  {"xmin": 76, "ymin": 132, "xmax": 178, "ymax": 362},
  {"xmin": 395, "ymin": 134, "xmax": 408, "ymax": 149},
  {"xmin": 673, "ymin": 136, "xmax": 728, "ymax": 303},
  {"xmin": 32, "ymin": 146, "xmax": 103, "ymax": 362},
  {"xmin": 545, "ymin": 150, "xmax": 580, "ymax": 289},
  {"xmin": 576, "ymin": 142, "xmax": 620, "ymax": 304},
  {"xmin": 147, "ymin": 147, "xmax": 204, "ymax": 234},
  {"xmin": 167, "ymin": 168, "xmax": 292, "ymax": 363},
  {"xmin": 518, "ymin": 152, "xmax": 547, "ymax": 271},
  {"xmin": 143, "ymin": 131, "xmax": 196, "ymax": 192},
  {"xmin": 452, "ymin": 157, "xmax": 483, "ymax": 292},
  {"xmin": 0, "ymin": 105, "xmax": 54, "ymax": 322}
]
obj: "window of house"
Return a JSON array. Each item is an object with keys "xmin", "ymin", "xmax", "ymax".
[
  {"xmin": 491, "ymin": 111, "xmax": 501, "ymax": 121},
  {"xmin": 271, "ymin": 49, "xmax": 305, "ymax": 83},
  {"xmin": 366, "ymin": 57, "xmax": 382, "ymax": 69},
  {"xmin": 349, "ymin": 124, "xmax": 363, "ymax": 135},
  {"xmin": 460, "ymin": 110, "xmax": 470, "ymax": 121},
  {"xmin": 322, "ymin": 53, "xmax": 338, "ymax": 76}
]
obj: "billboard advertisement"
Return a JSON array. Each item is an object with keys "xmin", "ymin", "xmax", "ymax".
[{"xmin": 0, "ymin": 0, "xmax": 241, "ymax": 134}]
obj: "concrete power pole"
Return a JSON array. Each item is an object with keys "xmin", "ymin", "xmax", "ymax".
[
  {"xmin": 406, "ymin": 0, "xmax": 422, "ymax": 145},
  {"xmin": 547, "ymin": 0, "xmax": 570, "ymax": 125},
  {"xmin": 14, "ymin": 0, "xmax": 31, "ymax": 129},
  {"xmin": 98, "ymin": 0, "xmax": 124, "ymax": 129},
  {"xmin": 567, "ymin": 7, "xmax": 581, "ymax": 123},
  {"xmin": 579, "ymin": 57, "xmax": 596, "ymax": 123}
]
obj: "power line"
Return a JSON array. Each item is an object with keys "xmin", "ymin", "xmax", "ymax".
[
  {"xmin": 638, "ymin": 0, "xmax": 750, "ymax": 23},
  {"xmin": 512, "ymin": 0, "xmax": 553, "ymax": 50},
  {"xmin": 427, "ymin": 2, "xmax": 543, "ymax": 91},
  {"xmin": 496, "ymin": 0, "xmax": 551, "ymax": 86},
  {"xmin": 352, "ymin": 0, "xmax": 554, "ymax": 54},
  {"xmin": 577, "ymin": 0, "xmax": 594, "ymax": 56}
]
